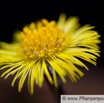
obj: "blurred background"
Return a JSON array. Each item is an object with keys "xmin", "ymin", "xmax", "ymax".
[{"xmin": 0, "ymin": 0, "xmax": 104, "ymax": 103}]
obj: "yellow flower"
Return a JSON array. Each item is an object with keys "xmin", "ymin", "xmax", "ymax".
[{"xmin": 0, "ymin": 13, "xmax": 101, "ymax": 94}]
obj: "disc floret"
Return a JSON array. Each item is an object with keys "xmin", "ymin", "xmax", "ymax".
[{"xmin": 17, "ymin": 19, "xmax": 70, "ymax": 59}]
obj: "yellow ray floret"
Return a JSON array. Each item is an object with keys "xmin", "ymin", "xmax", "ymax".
[{"xmin": 0, "ymin": 13, "xmax": 101, "ymax": 94}]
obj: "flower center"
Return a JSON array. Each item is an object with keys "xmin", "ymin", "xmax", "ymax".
[{"xmin": 16, "ymin": 19, "xmax": 70, "ymax": 59}]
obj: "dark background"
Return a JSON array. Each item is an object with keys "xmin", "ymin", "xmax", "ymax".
[
  {"xmin": 0, "ymin": 0, "xmax": 104, "ymax": 63},
  {"xmin": 0, "ymin": 0, "xmax": 104, "ymax": 103}
]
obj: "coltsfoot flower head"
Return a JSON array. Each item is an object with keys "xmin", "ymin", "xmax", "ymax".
[{"xmin": 0, "ymin": 13, "xmax": 101, "ymax": 94}]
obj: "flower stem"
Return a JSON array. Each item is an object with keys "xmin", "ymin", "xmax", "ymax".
[{"xmin": 45, "ymin": 75, "xmax": 65, "ymax": 103}]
